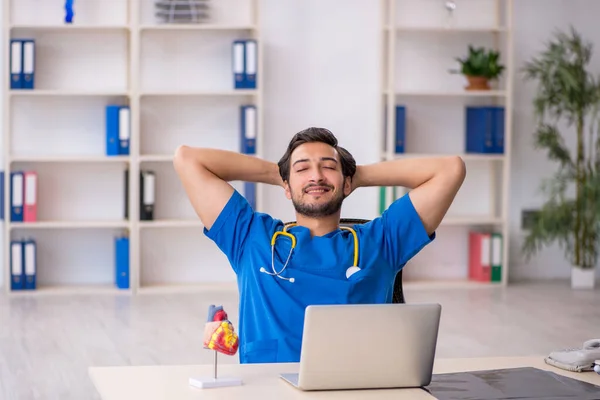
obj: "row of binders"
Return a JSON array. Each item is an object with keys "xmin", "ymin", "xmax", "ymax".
[
  {"xmin": 232, "ymin": 39, "xmax": 257, "ymax": 89},
  {"xmin": 106, "ymin": 105, "xmax": 131, "ymax": 156},
  {"xmin": 10, "ymin": 38, "xmax": 35, "ymax": 89},
  {"xmin": 468, "ymin": 231, "xmax": 503, "ymax": 283},
  {"xmin": 10, "ymin": 236, "xmax": 130, "ymax": 291},
  {"xmin": 392, "ymin": 105, "xmax": 505, "ymax": 154},
  {"xmin": 10, "ymin": 238, "xmax": 37, "ymax": 290},
  {"xmin": 7, "ymin": 171, "xmax": 38, "ymax": 222}
]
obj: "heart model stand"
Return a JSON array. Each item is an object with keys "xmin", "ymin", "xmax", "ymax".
[{"xmin": 189, "ymin": 305, "xmax": 243, "ymax": 389}]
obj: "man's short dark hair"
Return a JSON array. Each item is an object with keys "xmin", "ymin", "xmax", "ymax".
[{"xmin": 277, "ymin": 127, "xmax": 356, "ymax": 183}]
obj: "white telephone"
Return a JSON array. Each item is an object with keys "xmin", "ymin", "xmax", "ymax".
[{"xmin": 545, "ymin": 339, "xmax": 600, "ymax": 373}]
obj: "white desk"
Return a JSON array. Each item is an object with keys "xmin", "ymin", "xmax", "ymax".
[{"xmin": 89, "ymin": 356, "xmax": 600, "ymax": 400}]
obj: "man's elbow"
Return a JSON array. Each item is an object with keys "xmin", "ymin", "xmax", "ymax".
[
  {"xmin": 446, "ymin": 156, "xmax": 466, "ymax": 187},
  {"xmin": 173, "ymin": 145, "xmax": 204, "ymax": 174}
]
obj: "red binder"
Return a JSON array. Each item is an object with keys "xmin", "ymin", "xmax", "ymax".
[
  {"xmin": 23, "ymin": 171, "xmax": 37, "ymax": 222},
  {"xmin": 469, "ymin": 231, "xmax": 491, "ymax": 281}
]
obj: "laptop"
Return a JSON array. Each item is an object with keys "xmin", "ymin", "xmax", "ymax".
[{"xmin": 280, "ymin": 302, "xmax": 442, "ymax": 391}]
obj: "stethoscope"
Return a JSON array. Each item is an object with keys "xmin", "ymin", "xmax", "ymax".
[{"xmin": 259, "ymin": 223, "xmax": 360, "ymax": 283}]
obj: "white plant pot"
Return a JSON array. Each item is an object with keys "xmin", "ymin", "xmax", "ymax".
[{"xmin": 571, "ymin": 266, "xmax": 596, "ymax": 289}]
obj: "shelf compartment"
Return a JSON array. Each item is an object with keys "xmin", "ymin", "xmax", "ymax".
[
  {"xmin": 8, "ymin": 229, "xmax": 129, "ymax": 294},
  {"xmin": 140, "ymin": 29, "xmax": 256, "ymax": 93},
  {"xmin": 392, "ymin": 0, "xmax": 504, "ymax": 32},
  {"xmin": 137, "ymin": 161, "xmax": 244, "ymax": 221},
  {"xmin": 139, "ymin": 227, "xmax": 236, "ymax": 289},
  {"xmin": 392, "ymin": 27, "xmax": 508, "ymax": 94},
  {"xmin": 139, "ymin": 0, "xmax": 254, "ymax": 27},
  {"xmin": 9, "ymin": 162, "xmax": 128, "ymax": 223},
  {"xmin": 9, "ymin": 95, "xmax": 130, "ymax": 158},
  {"xmin": 140, "ymin": 95, "xmax": 251, "ymax": 156},
  {"xmin": 9, "ymin": 28, "xmax": 129, "ymax": 93},
  {"xmin": 10, "ymin": 0, "xmax": 128, "ymax": 27}
]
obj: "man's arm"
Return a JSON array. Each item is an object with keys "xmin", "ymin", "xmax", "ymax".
[
  {"xmin": 173, "ymin": 146, "xmax": 283, "ymax": 230},
  {"xmin": 353, "ymin": 156, "xmax": 466, "ymax": 234}
]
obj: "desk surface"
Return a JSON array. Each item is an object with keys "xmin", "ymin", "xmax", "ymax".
[{"xmin": 89, "ymin": 356, "xmax": 600, "ymax": 400}]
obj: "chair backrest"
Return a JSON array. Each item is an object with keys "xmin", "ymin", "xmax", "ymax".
[{"xmin": 283, "ymin": 218, "xmax": 405, "ymax": 304}]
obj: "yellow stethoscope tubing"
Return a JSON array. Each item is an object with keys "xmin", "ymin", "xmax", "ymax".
[{"xmin": 270, "ymin": 223, "xmax": 359, "ymax": 269}]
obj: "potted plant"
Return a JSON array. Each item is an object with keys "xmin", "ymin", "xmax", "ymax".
[
  {"xmin": 521, "ymin": 26, "xmax": 600, "ymax": 289},
  {"xmin": 454, "ymin": 45, "xmax": 505, "ymax": 90}
]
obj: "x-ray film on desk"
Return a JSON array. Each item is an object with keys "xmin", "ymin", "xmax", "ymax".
[{"xmin": 424, "ymin": 367, "xmax": 600, "ymax": 400}]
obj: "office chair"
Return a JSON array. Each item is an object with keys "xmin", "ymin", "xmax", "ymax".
[{"xmin": 284, "ymin": 218, "xmax": 405, "ymax": 304}]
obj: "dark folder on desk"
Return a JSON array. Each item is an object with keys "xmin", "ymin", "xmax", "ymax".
[{"xmin": 424, "ymin": 367, "xmax": 600, "ymax": 400}]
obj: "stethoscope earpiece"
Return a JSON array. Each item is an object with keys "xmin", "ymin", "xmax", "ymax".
[{"xmin": 345, "ymin": 266, "xmax": 361, "ymax": 279}]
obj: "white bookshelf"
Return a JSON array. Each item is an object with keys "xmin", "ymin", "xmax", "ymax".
[
  {"xmin": 380, "ymin": 0, "xmax": 513, "ymax": 286},
  {"xmin": 3, "ymin": 0, "xmax": 262, "ymax": 295}
]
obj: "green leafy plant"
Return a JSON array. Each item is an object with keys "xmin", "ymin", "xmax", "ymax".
[
  {"xmin": 455, "ymin": 45, "xmax": 505, "ymax": 80},
  {"xmin": 521, "ymin": 26, "xmax": 600, "ymax": 270}
]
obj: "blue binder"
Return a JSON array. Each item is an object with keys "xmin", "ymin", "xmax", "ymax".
[
  {"xmin": 0, "ymin": 171, "xmax": 4, "ymax": 221},
  {"xmin": 395, "ymin": 106, "xmax": 406, "ymax": 153},
  {"xmin": 10, "ymin": 240, "xmax": 23, "ymax": 290},
  {"xmin": 244, "ymin": 182, "xmax": 256, "ymax": 210},
  {"xmin": 118, "ymin": 106, "xmax": 130, "ymax": 155},
  {"xmin": 106, "ymin": 105, "xmax": 121, "ymax": 156},
  {"xmin": 244, "ymin": 39, "xmax": 257, "ymax": 89},
  {"xmin": 240, "ymin": 105, "xmax": 257, "ymax": 154},
  {"xmin": 23, "ymin": 239, "xmax": 36, "ymax": 290},
  {"xmin": 465, "ymin": 106, "xmax": 503, "ymax": 154},
  {"xmin": 9, "ymin": 39, "xmax": 23, "ymax": 89},
  {"xmin": 21, "ymin": 39, "xmax": 35, "ymax": 89},
  {"xmin": 492, "ymin": 107, "xmax": 505, "ymax": 153},
  {"xmin": 115, "ymin": 236, "xmax": 129, "ymax": 289},
  {"xmin": 232, "ymin": 40, "xmax": 246, "ymax": 89},
  {"xmin": 10, "ymin": 171, "xmax": 24, "ymax": 222}
]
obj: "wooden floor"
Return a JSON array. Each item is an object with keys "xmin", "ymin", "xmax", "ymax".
[{"xmin": 1, "ymin": 281, "xmax": 599, "ymax": 400}]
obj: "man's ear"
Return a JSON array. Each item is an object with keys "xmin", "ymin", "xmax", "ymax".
[
  {"xmin": 343, "ymin": 177, "xmax": 352, "ymax": 196},
  {"xmin": 284, "ymin": 181, "xmax": 291, "ymax": 200}
]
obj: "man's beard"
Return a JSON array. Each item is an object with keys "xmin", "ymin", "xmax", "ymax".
[{"xmin": 291, "ymin": 189, "xmax": 345, "ymax": 218}]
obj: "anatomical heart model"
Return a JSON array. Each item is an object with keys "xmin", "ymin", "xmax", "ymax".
[
  {"xmin": 189, "ymin": 305, "xmax": 242, "ymax": 389},
  {"xmin": 203, "ymin": 305, "xmax": 239, "ymax": 356}
]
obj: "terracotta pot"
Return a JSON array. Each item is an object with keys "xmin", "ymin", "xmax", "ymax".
[{"xmin": 465, "ymin": 76, "xmax": 490, "ymax": 91}]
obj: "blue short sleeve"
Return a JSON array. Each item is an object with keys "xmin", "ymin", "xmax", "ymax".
[
  {"xmin": 203, "ymin": 189, "xmax": 276, "ymax": 274},
  {"xmin": 379, "ymin": 192, "xmax": 435, "ymax": 271}
]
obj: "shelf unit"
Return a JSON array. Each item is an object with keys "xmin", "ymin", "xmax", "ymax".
[
  {"xmin": 380, "ymin": 0, "xmax": 513, "ymax": 286},
  {"xmin": 3, "ymin": 0, "xmax": 262, "ymax": 295}
]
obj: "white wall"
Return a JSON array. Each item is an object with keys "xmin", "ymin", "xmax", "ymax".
[{"xmin": 1, "ymin": 0, "xmax": 599, "ymax": 288}]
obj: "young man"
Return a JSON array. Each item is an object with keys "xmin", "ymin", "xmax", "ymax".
[{"xmin": 174, "ymin": 127, "xmax": 466, "ymax": 364}]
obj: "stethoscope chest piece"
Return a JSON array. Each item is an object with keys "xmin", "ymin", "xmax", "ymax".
[{"xmin": 346, "ymin": 266, "xmax": 361, "ymax": 279}]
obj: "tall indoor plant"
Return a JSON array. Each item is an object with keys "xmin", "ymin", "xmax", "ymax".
[{"xmin": 521, "ymin": 26, "xmax": 600, "ymax": 289}]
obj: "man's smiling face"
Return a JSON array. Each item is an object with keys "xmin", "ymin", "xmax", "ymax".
[{"xmin": 284, "ymin": 141, "xmax": 351, "ymax": 218}]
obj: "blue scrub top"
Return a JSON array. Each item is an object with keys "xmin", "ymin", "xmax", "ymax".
[{"xmin": 204, "ymin": 189, "xmax": 435, "ymax": 364}]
